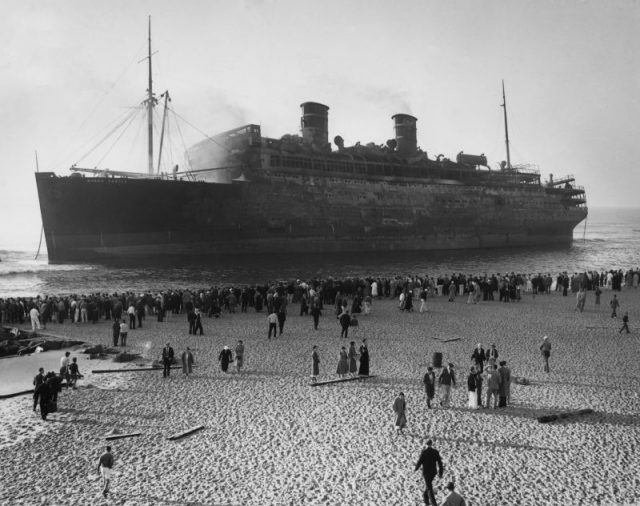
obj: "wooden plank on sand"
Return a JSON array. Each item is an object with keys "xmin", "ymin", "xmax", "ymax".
[
  {"xmin": 537, "ymin": 408, "xmax": 593, "ymax": 424},
  {"xmin": 105, "ymin": 432, "xmax": 142, "ymax": 440},
  {"xmin": 91, "ymin": 366, "xmax": 183, "ymax": 374},
  {"xmin": 310, "ymin": 375, "xmax": 376, "ymax": 387},
  {"xmin": 167, "ymin": 425, "xmax": 205, "ymax": 441},
  {"xmin": 431, "ymin": 337, "xmax": 462, "ymax": 343}
]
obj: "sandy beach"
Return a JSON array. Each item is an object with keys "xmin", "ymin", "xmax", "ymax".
[{"xmin": 1, "ymin": 288, "xmax": 639, "ymax": 505}]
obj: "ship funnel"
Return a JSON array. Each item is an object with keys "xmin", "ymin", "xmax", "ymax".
[
  {"xmin": 301, "ymin": 102, "xmax": 329, "ymax": 148},
  {"xmin": 392, "ymin": 113, "xmax": 418, "ymax": 156}
]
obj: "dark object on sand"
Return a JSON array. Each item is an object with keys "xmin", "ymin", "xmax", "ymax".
[
  {"xmin": 537, "ymin": 408, "xmax": 593, "ymax": 424},
  {"xmin": 432, "ymin": 352, "xmax": 443, "ymax": 368},
  {"xmin": 167, "ymin": 425, "xmax": 205, "ymax": 441}
]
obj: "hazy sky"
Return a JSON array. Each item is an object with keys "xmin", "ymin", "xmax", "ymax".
[{"xmin": 1, "ymin": 0, "xmax": 639, "ymax": 251}]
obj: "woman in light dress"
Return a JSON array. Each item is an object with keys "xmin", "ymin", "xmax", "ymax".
[{"xmin": 467, "ymin": 366, "xmax": 478, "ymax": 409}]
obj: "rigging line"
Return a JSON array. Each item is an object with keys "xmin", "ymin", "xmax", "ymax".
[
  {"xmin": 34, "ymin": 151, "xmax": 44, "ymax": 261},
  {"xmin": 52, "ymin": 106, "xmax": 138, "ymax": 170},
  {"xmin": 168, "ymin": 108, "xmax": 235, "ymax": 156},
  {"xmin": 74, "ymin": 106, "xmax": 142, "ymax": 166},
  {"xmin": 172, "ymin": 110, "xmax": 195, "ymax": 175},
  {"xmin": 95, "ymin": 106, "xmax": 145, "ymax": 167}
]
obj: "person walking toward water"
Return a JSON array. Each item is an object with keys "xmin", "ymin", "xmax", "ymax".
[
  {"xmin": 619, "ymin": 312, "xmax": 630, "ymax": 334},
  {"xmin": 311, "ymin": 345, "xmax": 320, "ymax": 383},
  {"xmin": 392, "ymin": 392, "xmax": 407, "ymax": 435},
  {"xmin": 68, "ymin": 357, "xmax": 81, "ymax": 389},
  {"xmin": 98, "ymin": 446, "xmax": 114, "ymax": 498},
  {"xmin": 181, "ymin": 347, "xmax": 194, "ymax": 378},
  {"xmin": 540, "ymin": 335, "xmax": 551, "ymax": 373},
  {"xmin": 610, "ymin": 294, "xmax": 620, "ymax": 318},
  {"xmin": 414, "ymin": 439, "xmax": 443, "ymax": 506},
  {"xmin": 235, "ymin": 340, "xmax": 244, "ymax": 373}
]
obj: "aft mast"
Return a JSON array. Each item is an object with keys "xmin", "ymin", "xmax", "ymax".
[
  {"xmin": 501, "ymin": 80, "xmax": 512, "ymax": 170},
  {"xmin": 145, "ymin": 17, "xmax": 156, "ymax": 175}
]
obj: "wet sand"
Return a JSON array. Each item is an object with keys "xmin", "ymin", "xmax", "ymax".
[{"xmin": 1, "ymin": 288, "xmax": 639, "ymax": 505}]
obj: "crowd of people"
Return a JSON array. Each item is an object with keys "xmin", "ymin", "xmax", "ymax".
[{"xmin": 1, "ymin": 268, "xmax": 638, "ymax": 330}]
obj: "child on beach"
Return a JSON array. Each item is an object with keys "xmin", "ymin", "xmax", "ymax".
[{"xmin": 267, "ymin": 311, "xmax": 278, "ymax": 338}]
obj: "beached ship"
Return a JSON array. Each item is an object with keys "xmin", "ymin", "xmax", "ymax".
[{"xmin": 35, "ymin": 25, "xmax": 587, "ymax": 263}]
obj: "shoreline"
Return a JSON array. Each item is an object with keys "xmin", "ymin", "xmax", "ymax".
[{"xmin": 1, "ymin": 288, "xmax": 639, "ymax": 504}]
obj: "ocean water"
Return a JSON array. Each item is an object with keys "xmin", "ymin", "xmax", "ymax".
[{"xmin": 1, "ymin": 207, "xmax": 638, "ymax": 297}]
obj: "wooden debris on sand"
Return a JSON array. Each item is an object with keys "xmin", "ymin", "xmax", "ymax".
[
  {"xmin": 167, "ymin": 425, "xmax": 205, "ymax": 441},
  {"xmin": 537, "ymin": 408, "xmax": 593, "ymax": 424},
  {"xmin": 310, "ymin": 375, "xmax": 376, "ymax": 387}
]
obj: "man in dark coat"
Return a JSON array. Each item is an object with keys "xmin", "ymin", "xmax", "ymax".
[
  {"xmin": 162, "ymin": 342, "xmax": 175, "ymax": 378},
  {"xmin": 470, "ymin": 343, "xmax": 486, "ymax": 373},
  {"xmin": 414, "ymin": 439, "xmax": 444, "ymax": 506},
  {"xmin": 423, "ymin": 366, "xmax": 436, "ymax": 408},
  {"xmin": 35, "ymin": 378, "xmax": 51, "ymax": 420},
  {"xmin": 32, "ymin": 367, "xmax": 45, "ymax": 411},
  {"xmin": 498, "ymin": 361, "xmax": 511, "ymax": 407},
  {"xmin": 311, "ymin": 345, "xmax": 320, "ymax": 383},
  {"xmin": 219, "ymin": 346, "xmax": 233, "ymax": 373}
]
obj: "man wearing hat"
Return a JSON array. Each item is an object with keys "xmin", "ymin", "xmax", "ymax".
[
  {"xmin": 162, "ymin": 342, "xmax": 175, "ymax": 378},
  {"xmin": 414, "ymin": 439, "xmax": 443, "ymax": 506},
  {"xmin": 441, "ymin": 481, "xmax": 466, "ymax": 506},
  {"xmin": 438, "ymin": 363, "xmax": 456, "ymax": 408}
]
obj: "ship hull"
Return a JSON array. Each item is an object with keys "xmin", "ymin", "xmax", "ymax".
[{"xmin": 35, "ymin": 172, "xmax": 587, "ymax": 263}]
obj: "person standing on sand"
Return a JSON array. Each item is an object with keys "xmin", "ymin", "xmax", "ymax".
[
  {"xmin": 540, "ymin": 336, "xmax": 551, "ymax": 373},
  {"xmin": 441, "ymin": 481, "xmax": 466, "ymax": 506},
  {"xmin": 162, "ymin": 342, "xmax": 174, "ymax": 378},
  {"xmin": 358, "ymin": 338, "xmax": 370, "ymax": 376},
  {"xmin": 475, "ymin": 366, "xmax": 483, "ymax": 408},
  {"xmin": 414, "ymin": 439, "xmax": 443, "ymax": 506},
  {"xmin": 338, "ymin": 309, "xmax": 351, "ymax": 339},
  {"xmin": 467, "ymin": 367, "xmax": 478, "ymax": 409},
  {"xmin": 498, "ymin": 361, "xmax": 511, "ymax": 407},
  {"xmin": 336, "ymin": 346, "xmax": 349, "ymax": 378},
  {"xmin": 348, "ymin": 341, "xmax": 357, "ymax": 377},
  {"xmin": 311, "ymin": 345, "xmax": 320, "ymax": 383},
  {"xmin": 485, "ymin": 365, "xmax": 500, "ymax": 408},
  {"xmin": 267, "ymin": 311, "xmax": 278, "ymax": 339},
  {"xmin": 98, "ymin": 446, "xmax": 114, "ymax": 498},
  {"xmin": 235, "ymin": 340, "xmax": 244, "ymax": 373},
  {"xmin": 35, "ymin": 376, "xmax": 51, "ymax": 420},
  {"xmin": 32, "ymin": 367, "xmax": 45, "ymax": 412},
  {"xmin": 111, "ymin": 319, "xmax": 120, "ymax": 346},
  {"xmin": 60, "ymin": 351, "xmax": 71, "ymax": 388},
  {"xmin": 181, "ymin": 347, "xmax": 194, "ymax": 378},
  {"xmin": 29, "ymin": 306, "xmax": 42, "ymax": 331},
  {"xmin": 68, "ymin": 357, "xmax": 81, "ymax": 389},
  {"xmin": 438, "ymin": 363, "xmax": 456, "ymax": 408},
  {"xmin": 619, "ymin": 312, "xmax": 630, "ymax": 334},
  {"xmin": 486, "ymin": 343, "xmax": 499, "ymax": 369},
  {"xmin": 219, "ymin": 345, "xmax": 233, "ymax": 373},
  {"xmin": 311, "ymin": 301, "xmax": 321, "ymax": 330},
  {"xmin": 392, "ymin": 392, "xmax": 407, "ymax": 435},
  {"xmin": 610, "ymin": 294, "xmax": 620, "ymax": 318},
  {"xmin": 423, "ymin": 366, "xmax": 436, "ymax": 409},
  {"xmin": 595, "ymin": 285, "xmax": 602, "ymax": 305},
  {"xmin": 119, "ymin": 319, "xmax": 128, "ymax": 347},
  {"xmin": 471, "ymin": 343, "xmax": 485, "ymax": 373}
]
